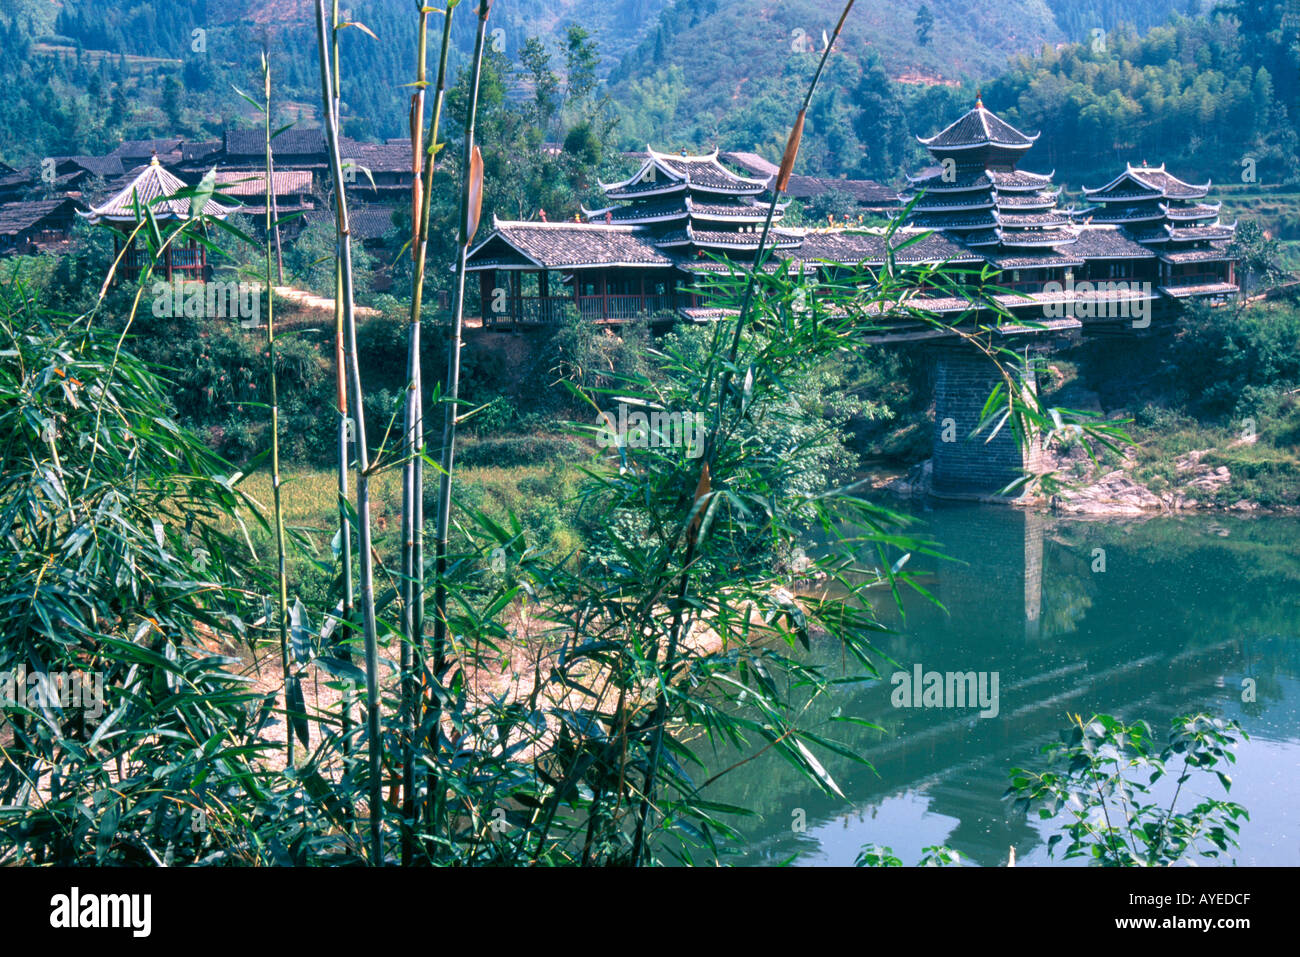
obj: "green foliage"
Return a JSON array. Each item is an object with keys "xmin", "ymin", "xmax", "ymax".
[
  {"xmin": 0, "ymin": 280, "xmax": 271, "ymax": 865},
  {"xmin": 455, "ymin": 434, "xmax": 588, "ymax": 468},
  {"xmin": 986, "ymin": 10, "xmax": 1300, "ymax": 187},
  {"xmin": 855, "ymin": 843, "xmax": 967, "ymax": 866},
  {"xmin": 1164, "ymin": 300, "xmax": 1300, "ymax": 416},
  {"xmin": 1006, "ymin": 713, "xmax": 1250, "ymax": 866}
]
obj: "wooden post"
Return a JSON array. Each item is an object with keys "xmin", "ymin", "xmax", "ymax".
[
  {"xmin": 479, "ymin": 269, "xmax": 494, "ymax": 327},
  {"xmin": 539, "ymin": 269, "xmax": 549, "ymax": 322},
  {"xmin": 512, "ymin": 270, "xmax": 521, "ymax": 328},
  {"xmin": 165, "ymin": 243, "xmax": 173, "ymax": 282}
]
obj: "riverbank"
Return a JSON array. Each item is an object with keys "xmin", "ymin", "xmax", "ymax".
[
  {"xmin": 872, "ymin": 450, "xmax": 1300, "ymax": 516},
  {"xmin": 868, "ymin": 394, "xmax": 1300, "ymax": 516}
]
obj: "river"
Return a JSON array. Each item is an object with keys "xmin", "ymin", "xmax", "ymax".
[{"xmin": 695, "ymin": 504, "xmax": 1300, "ymax": 866}]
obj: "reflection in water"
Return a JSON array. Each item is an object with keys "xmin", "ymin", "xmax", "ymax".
[{"xmin": 694, "ymin": 505, "xmax": 1300, "ymax": 866}]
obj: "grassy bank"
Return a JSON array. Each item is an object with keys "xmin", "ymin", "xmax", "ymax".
[{"xmin": 235, "ymin": 451, "xmax": 590, "ymax": 609}]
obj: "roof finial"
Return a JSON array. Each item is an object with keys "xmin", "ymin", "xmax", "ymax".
[
  {"xmin": 150, "ymin": 152, "xmax": 160, "ymax": 166},
  {"xmin": 975, "ymin": 89, "xmax": 983, "ymax": 109}
]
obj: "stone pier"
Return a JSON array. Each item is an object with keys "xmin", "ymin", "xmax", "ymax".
[{"xmin": 931, "ymin": 348, "xmax": 1043, "ymax": 496}]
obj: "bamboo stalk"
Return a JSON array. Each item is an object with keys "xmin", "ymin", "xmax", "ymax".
[
  {"xmin": 327, "ymin": 0, "xmax": 356, "ymax": 765},
  {"xmin": 430, "ymin": 0, "xmax": 492, "ymax": 841},
  {"xmin": 314, "ymin": 0, "xmax": 383, "ymax": 865},
  {"xmin": 398, "ymin": 0, "xmax": 456, "ymax": 865},
  {"xmin": 397, "ymin": 0, "xmax": 427, "ymax": 868},
  {"xmin": 259, "ymin": 49, "xmax": 294, "ymax": 770},
  {"xmin": 395, "ymin": 0, "xmax": 457, "ymax": 863}
]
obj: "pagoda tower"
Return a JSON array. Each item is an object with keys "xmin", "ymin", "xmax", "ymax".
[
  {"xmin": 902, "ymin": 97, "xmax": 1076, "ymax": 251},
  {"xmin": 584, "ymin": 146, "xmax": 800, "ymax": 262}
]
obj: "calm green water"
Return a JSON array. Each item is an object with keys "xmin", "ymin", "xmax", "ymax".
[{"xmin": 698, "ymin": 505, "xmax": 1300, "ymax": 866}]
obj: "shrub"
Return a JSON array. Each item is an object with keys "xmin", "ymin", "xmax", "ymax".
[{"xmin": 455, "ymin": 434, "xmax": 588, "ymax": 469}]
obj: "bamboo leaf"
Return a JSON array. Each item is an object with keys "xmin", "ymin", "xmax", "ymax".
[
  {"xmin": 340, "ymin": 20, "xmax": 379, "ymax": 40},
  {"xmin": 285, "ymin": 676, "xmax": 310, "ymax": 747},
  {"xmin": 290, "ymin": 597, "xmax": 311, "ymax": 664}
]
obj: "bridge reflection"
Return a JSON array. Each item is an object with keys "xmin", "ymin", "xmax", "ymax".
[{"xmin": 695, "ymin": 508, "xmax": 1300, "ymax": 866}]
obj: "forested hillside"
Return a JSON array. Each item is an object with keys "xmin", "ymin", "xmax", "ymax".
[
  {"xmin": 1, "ymin": 0, "xmax": 1294, "ymax": 195},
  {"xmin": 603, "ymin": 0, "xmax": 1202, "ymax": 156},
  {"xmin": 0, "ymin": 0, "xmax": 667, "ymax": 162},
  {"xmin": 986, "ymin": 4, "xmax": 1300, "ymax": 187}
]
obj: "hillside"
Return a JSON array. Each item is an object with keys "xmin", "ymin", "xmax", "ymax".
[{"xmin": 604, "ymin": 0, "xmax": 1199, "ymax": 158}]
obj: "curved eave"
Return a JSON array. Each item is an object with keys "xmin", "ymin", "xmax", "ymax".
[
  {"xmin": 594, "ymin": 209, "xmax": 689, "ymax": 226},
  {"xmin": 1091, "ymin": 210, "xmax": 1165, "ymax": 224},
  {"xmin": 918, "ymin": 138, "xmax": 1036, "ymax": 151},
  {"xmin": 910, "ymin": 199, "xmax": 996, "ymax": 213},
  {"xmin": 903, "ymin": 170, "xmax": 992, "ymax": 189},
  {"xmin": 916, "ymin": 107, "xmax": 1040, "ymax": 150},
  {"xmin": 682, "ymin": 182, "xmax": 768, "ymax": 197},
  {"xmin": 996, "ymin": 229, "xmax": 1078, "ymax": 247},
  {"xmin": 602, "ymin": 181, "xmax": 689, "ymax": 201},
  {"xmin": 1161, "ymin": 201, "xmax": 1222, "ymax": 219},
  {"xmin": 598, "ymin": 155, "xmax": 675, "ymax": 193},
  {"xmin": 690, "ymin": 211, "xmax": 778, "ymax": 224},
  {"xmin": 80, "ymin": 208, "xmax": 230, "ymax": 224},
  {"xmin": 918, "ymin": 219, "xmax": 999, "ymax": 232}
]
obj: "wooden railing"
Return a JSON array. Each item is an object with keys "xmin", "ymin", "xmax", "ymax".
[
  {"xmin": 578, "ymin": 294, "xmax": 670, "ymax": 320},
  {"xmin": 486, "ymin": 296, "xmax": 572, "ymax": 325},
  {"xmin": 119, "ymin": 247, "xmax": 205, "ymax": 276},
  {"xmin": 488, "ymin": 294, "xmax": 674, "ymax": 324},
  {"xmin": 1165, "ymin": 272, "xmax": 1230, "ymax": 288}
]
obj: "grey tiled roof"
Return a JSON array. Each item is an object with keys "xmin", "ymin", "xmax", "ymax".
[
  {"xmin": 350, "ymin": 205, "xmax": 399, "ymax": 240},
  {"xmin": 468, "ymin": 222, "xmax": 676, "ymax": 269},
  {"xmin": 182, "ymin": 141, "xmax": 222, "ymax": 163},
  {"xmin": 999, "ymin": 211, "xmax": 1070, "ymax": 228},
  {"xmin": 0, "ymin": 198, "xmax": 82, "ymax": 236},
  {"xmin": 225, "ymin": 128, "xmax": 326, "ymax": 157},
  {"xmin": 919, "ymin": 103, "xmax": 1037, "ymax": 150},
  {"xmin": 1159, "ymin": 244, "xmax": 1235, "ymax": 264},
  {"xmin": 982, "ymin": 248, "xmax": 1085, "ymax": 269},
  {"xmin": 794, "ymin": 229, "xmax": 983, "ymax": 265},
  {"xmin": 339, "ymin": 139, "xmax": 413, "ymax": 174},
  {"xmin": 656, "ymin": 228, "xmax": 799, "ymax": 250},
  {"xmin": 53, "ymin": 155, "xmax": 125, "ymax": 178},
  {"xmin": 112, "ymin": 138, "xmax": 184, "ymax": 160},
  {"xmin": 988, "ymin": 169, "xmax": 1054, "ymax": 189},
  {"xmin": 1069, "ymin": 226, "xmax": 1157, "ymax": 259},
  {"xmin": 213, "ymin": 170, "xmax": 313, "ymax": 197}
]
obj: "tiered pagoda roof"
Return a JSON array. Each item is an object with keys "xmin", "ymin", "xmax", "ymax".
[
  {"xmin": 903, "ymin": 98, "xmax": 1077, "ymax": 252},
  {"xmin": 584, "ymin": 146, "xmax": 797, "ymax": 258},
  {"xmin": 82, "ymin": 156, "xmax": 232, "ymax": 224},
  {"xmin": 1077, "ymin": 162, "xmax": 1236, "ymax": 267}
]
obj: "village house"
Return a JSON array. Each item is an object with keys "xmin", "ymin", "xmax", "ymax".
[{"xmin": 0, "ymin": 198, "xmax": 84, "ymax": 255}]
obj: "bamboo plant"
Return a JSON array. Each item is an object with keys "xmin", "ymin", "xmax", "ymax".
[
  {"xmin": 313, "ymin": 0, "xmax": 384, "ymax": 864},
  {"xmin": 328, "ymin": 0, "xmax": 356, "ymax": 763},
  {"xmin": 398, "ymin": 0, "xmax": 458, "ymax": 864},
  {"xmin": 260, "ymin": 48, "xmax": 296, "ymax": 770},
  {"xmin": 428, "ymin": 0, "xmax": 492, "ymax": 839}
]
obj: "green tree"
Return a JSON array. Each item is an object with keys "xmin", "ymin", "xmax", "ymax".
[{"xmin": 914, "ymin": 4, "xmax": 934, "ymax": 46}]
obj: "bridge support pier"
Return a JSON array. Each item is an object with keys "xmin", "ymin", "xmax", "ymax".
[{"xmin": 930, "ymin": 348, "xmax": 1042, "ymax": 497}]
